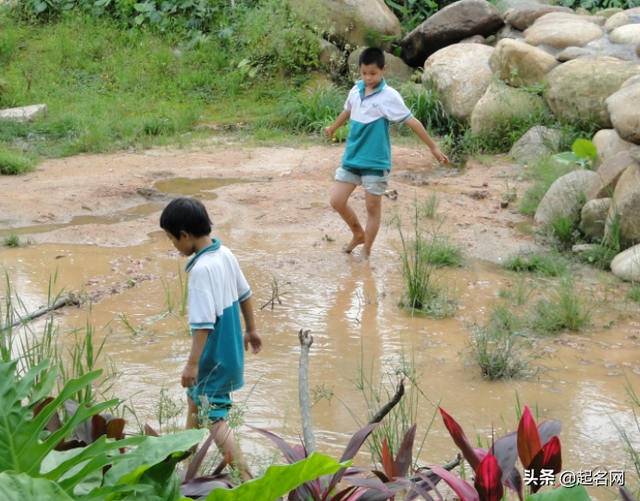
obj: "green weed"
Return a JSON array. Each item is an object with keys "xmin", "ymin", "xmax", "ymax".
[
  {"xmin": 399, "ymin": 80, "xmax": 449, "ymax": 135},
  {"xmin": 2, "ymin": 233, "xmax": 21, "ymax": 248},
  {"xmin": 275, "ymin": 84, "xmax": 345, "ymax": 134},
  {"xmin": 548, "ymin": 212, "xmax": 581, "ymax": 250},
  {"xmin": 419, "ymin": 234, "xmax": 465, "ymax": 268},
  {"xmin": 519, "ymin": 156, "xmax": 578, "ymax": 216},
  {"xmin": 419, "ymin": 190, "xmax": 439, "ymax": 219},
  {"xmin": 503, "ymin": 250, "xmax": 569, "ymax": 276},
  {"xmin": 498, "ymin": 276, "xmax": 536, "ymax": 306},
  {"xmin": 0, "ymin": 149, "xmax": 36, "ymax": 175},
  {"xmin": 529, "ymin": 278, "xmax": 591, "ymax": 334},
  {"xmin": 576, "ymin": 245, "xmax": 618, "ymax": 271},
  {"xmin": 627, "ymin": 284, "xmax": 640, "ymax": 303}
]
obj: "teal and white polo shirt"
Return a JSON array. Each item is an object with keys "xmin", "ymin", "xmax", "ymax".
[
  {"xmin": 342, "ymin": 79, "xmax": 412, "ymax": 173},
  {"xmin": 184, "ymin": 239, "xmax": 251, "ymax": 417}
]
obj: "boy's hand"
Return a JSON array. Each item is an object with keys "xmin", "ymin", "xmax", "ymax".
[
  {"xmin": 244, "ymin": 330, "xmax": 263, "ymax": 354},
  {"xmin": 431, "ymin": 147, "xmax": 450, "ymax": 164},
  {"xmin": 324, "ymin": 126, "xmax": 334, "ymax": 141},
  {"xmin": 181, "ymin": 362, "xmax": 198, "ymax": 388}
]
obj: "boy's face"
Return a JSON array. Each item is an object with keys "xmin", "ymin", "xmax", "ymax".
[
  {"xmin": 166, "ymin": 230, "xmax": 196, "ymax": 257},
  {"xmin": 360, "ymin": 62, "xmax": 386, "ymax": 90}
]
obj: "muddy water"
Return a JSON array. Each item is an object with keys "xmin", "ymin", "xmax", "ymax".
[{"xmin": 1, "ymin": 226, "xmax": 640, "ymax": 500}]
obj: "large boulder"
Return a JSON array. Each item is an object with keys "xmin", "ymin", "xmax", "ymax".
[
  {"xmin": 580, "ymin": 197, "xmax": 612, "ymax": 240},
  {"xmin": 611, "ymin": 244, "xmax": 640, "ymax": 282},
  {"xmin": 504, "ymin": 4, "xmax": 573, "ymax": 30},
  {"xmin": 534, "ymin": 12, "xmax": 606, "ymax": 27},
  {"xmin": 287, "ymin": 0, "xmax": 401, "ymax": 49},
  {"xmin": 592, "ymin": 129, "xmax": 636, "ymax": 169},
  {"xmin": 399, "ymin": 0, "xmax": 503, "ymax": 67},
  {"xmin": 489, "ymin": 38, "xmax": 558, "ymax": 87},
  {"xmin": 534, "ymin": 169, "xmax": 597, "ymax": 224},
  {"xmin": 470, "ymin": 82, "xmax": 549, "ymax": 138},
  {"xmin": 422, "ymin": 44, "xmax": 494, "ymax": 122},
  {"xmin": 557, "ymin": 36, "xmax": 640, "ymax": 62},
  {"xmin": 606, "ymin": 76, "xmax": 640, "ymax": 144},
  {"xmin": 610, "ymin": 24, "xmax": 640, "ymax": 45},
  {"xmin": 598, "ymin": 8, "xmax": 624, "ymax": 20},
  {"xmin": 347, "ymin": 47, "xmax": 414, "ymax": 83},
  {"xmin": 605, "ymin": 8, "xmax": 640, "ymax": 33},
  {"xmin": 544, "ymin": 57, "xmax": 640, "ymax": 127},
  {"xmin": 0, "ymin": 104, "xmax": 47, "ymax": 122},
  {"xmin": 609, "ymin": 163, "xmax": 640, "ymax": 246},
  {"xmin": 524, "ymin": 18, "xmax": 604, "ymax": 51},
  {"xmin": 509, "ymin": 125, "xmax": 561, "ymax": 163},
  {"xmin": 585, "ymin": 151, "xmax": 638, "ymax": 201},
  {"xmin": 496, "ymin": 0, "xmax": 549, "ymax": 14}
]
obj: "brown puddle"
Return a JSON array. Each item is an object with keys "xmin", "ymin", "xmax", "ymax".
[
  {"xmin": 153, "ymin": 177, "xmax": 250, "ymax": 200},
  {"xmin": 1, "ymin": 229, "xmax": 639, "ymax": 500}
]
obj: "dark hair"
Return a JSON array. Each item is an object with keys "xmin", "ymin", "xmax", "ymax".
[
  {"xmin": 359, "ymin": 47, "xmax": 385, "ymax": 69},
  {"xmin": 160, "ymin": 197, "xmax": 212, "ymax": 239}
]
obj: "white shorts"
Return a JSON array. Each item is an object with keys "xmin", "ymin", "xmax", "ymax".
[{"xmin": 335, "ymin": 167, "xmax": 389, "ymax": 196}]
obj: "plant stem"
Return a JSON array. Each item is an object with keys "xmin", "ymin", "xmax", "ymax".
[
  {"xmin": 368, "ymin": 378, "xmax": 405, "ymax": 424},
  {"xmin": 298, "ymin": 329, "xmax": 315, "ymax": 453}
]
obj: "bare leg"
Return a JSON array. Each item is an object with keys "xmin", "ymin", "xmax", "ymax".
[
  {"xmin": 330, "ymin": 181, "xmax": 365, "ymax": 253},
  {"xmin": 185, "ymin": 398, "xmax": 253, "ymax": 482},
  {"xmin": 360, "ymin": 191, "xmax": 382, "ymax": 260}
]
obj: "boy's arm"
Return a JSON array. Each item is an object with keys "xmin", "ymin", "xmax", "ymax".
[
  {"xmin": 405, "ymin": 116, "xmax": 450, "ymax": 164},
  {"xmin": 182, "ymin": 329, "xmax": 209, "ymax": 388},
  {"xmin": 240, "ymin": 295, "xmax": 262, "ymax": 354},
  {"xmin": 324, "ymin": 110, "xmax": 351, "ymax": 141}
]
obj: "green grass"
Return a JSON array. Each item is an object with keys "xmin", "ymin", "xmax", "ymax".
[
  {"xmin": 0, "ymin": 149, "xmax": 36, "ymax": 174},
  {"xmin": 503, "ymin": 250, "xmax": 569, "ymax": 276},
  {"xmin": 420, "ymin": 234, "xmax": 465, "ymax": 268},
  {"xmin": 519, "ymin": 156, "xmax": 578, "ymax": 216},
  {"xmin": 2, "ymin": 233, "xmax": 21, "ymax": 248},
  {"xmin": 498, "ymin": 276, "xmax": 536, "ymax": 306},
  {"xmin": 576, "ymin": 245, "xmax": 618, "ymax": 270},
  {"xmin": 627, "ymin": 284, "xmax": 640, "ymax": 303},
  {"xmin": 529, "ymin": 278, "xmax": 591, "ymax": 334}
]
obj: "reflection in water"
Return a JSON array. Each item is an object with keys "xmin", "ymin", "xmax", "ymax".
[{"xmin": 1, "ymin": 229, "xmax": 639, "ymax": 500}]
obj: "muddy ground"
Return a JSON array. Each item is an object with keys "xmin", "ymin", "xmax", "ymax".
[{"xmin": 0, "ymin": 140, "xmax": 538, "ymax": 261}]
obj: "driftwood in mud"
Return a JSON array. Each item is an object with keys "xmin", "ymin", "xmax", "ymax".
[
  {"xmin": 2, "ymin": 292, "xmax": 80, "ymax": 330},
  {"xmin": 298, "ymin": 328, "xmax": 316, "ymax": 454}
]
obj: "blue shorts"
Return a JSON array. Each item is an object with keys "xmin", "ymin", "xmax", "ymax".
[
  {"xmin": 335, "ymin": 167, "xmax": 389, "ymax": 196},
  {"xmin": 187, "ymin": 386, "xmax": 232, "ymax": 424}
]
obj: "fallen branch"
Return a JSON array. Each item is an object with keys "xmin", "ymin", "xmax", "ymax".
[
  {"xmin": 368, "ymin": 378, "xmax": 406, "ymax": 425},
  {"xmin": 298, "ymin": 328, "xmax": 315, "ymax": 454},
  {"xmin": 411, "ymin": 453, "xmax": 462, "ymax": 482},
  {"xmin": 2, "ymin": 292, "xmax": 80, "ymax": 330}
]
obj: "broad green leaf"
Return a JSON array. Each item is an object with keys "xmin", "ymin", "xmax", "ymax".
[
  {"xmin": 554, "ymin": 152, "xmax": 580, "ymax": 165},
  {"xmin": 203, "ymin": 452, "xmax": 350, "ymax": 501},
  {"xmin": 0, "ymin": 358, "xmax": 117, "ymax": 477},
  {"xmin": 104, "ymin": 429, "xmax": 206, "ymax": 486},
  {"xmin": 528, "ymin": 484, "xmax": 592, "ymax": 501},
  {"xmin": 0, "ymin": 471, "xmax": 74, "ymax": 501},
  {"xmin": 572, "ymin": 139, "xmax": 597, "ymax": 161}
]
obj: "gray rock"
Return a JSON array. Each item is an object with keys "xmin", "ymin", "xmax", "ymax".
[
  {"xmin": 545, "ymin": 57, "xmax": 640, "ymax": 128},
  {"xmin": 585, "ymin": 151, "xmax": 637, "ymax": 201},
  {"xmin": 611, "ymin": 244, "xmax": 640, "ymax": 281},
  {"xmin": 423, "ymin": 44, "xmax": 494, "ymax": 122},
  {"xmin": 606, "ymin": 78, "xmax": 640, "ymax": 144},
  {"xmin": 489, "ymin": 38, "xmax": 558, "ymax": 87},
  {"xmin": 470, "ymin": 82, "xmax": 549, "ymax": 138},
  {"xmin": 598, "ymin": 8, "xmax": 624, "ymax": 20},
  {"xmin": 0, "ymin": 104, "xmax": 47, "ymax": 122},
  {"xmin": 318, "ymin": 39, "xmax": 341, "ymax": 67},
  {"xmin": 592, "ymin": 129, "xmax": 636, "ymax": 169},
  {"xmin": 534, "ymin": 12, "xmax": 606, "ymax": 27},
  {"xmin": 495, "ymin": 24, "xmax": 526, "ymax": 42},
  {"xmin": 459, "ymin": 34, "xmax": 486, "ymax": 44},
  {"xmin": 605, "ymin": 8, "xmax": 640, "ymax": 33},
  {"xmin": 609, "ymin": 163, "xmax": 640, "ymax": 246},
  {"xmin": 399, "ymin": 0, "xmax": 503, "ymax": 67},
  {"xmin": 504, "ymin": 5, "xmax": 573, "ymax": 30},
  {"xmin": 509, "ymin": 125, "xmax": 561, "ymax": 163},
  {"xmin": 348, "ymin": 47, "xmax": 414, "ymax": 83},
  {"xmin": 524, "ymin": 18, "xmax": 603, "ymax": 50},
  {"xmin": 610, "ymin": 24, "xmax": 640, "ymax": 45},
  {"xmin": 632, "ymin": 145, "xmax": 640, "ymax": 163},
  {"xmin": 557, "ymin": 36, "xmax": 640, "ymax": 62},
  {"xmin": 579, "ymin": 198, "xmax": 612, "ymax": 240},
  {"xmin": 287, "ymin": 0, "xmax": 401, "ymax": 49},
  {"xmin": 534, "ymin": 169, "xmax": 597, "ymax": 224}
]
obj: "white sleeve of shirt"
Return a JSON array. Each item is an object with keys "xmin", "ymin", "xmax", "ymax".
[
  {"xmin": 231, "ymin": 252, "xmax": 251, "ymax": 302},
  {"xmin": 343, "ymin": 85, "xmax": 358, "ymax": 112},
  {"xmin": 381, "ymin": 88, "xmax": 412, "ymax": 123},
  {"xmin": 188, "ymin": 267, "xmax": 217, "ymax": 328}
]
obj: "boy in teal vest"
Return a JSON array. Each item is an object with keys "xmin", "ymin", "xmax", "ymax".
[{"xmin": 325, "ymin": 47, "xmax": 449, "ymax": 260}]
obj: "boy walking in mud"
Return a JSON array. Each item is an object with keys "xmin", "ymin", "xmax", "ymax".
[
  {"xmin": 160, "ymin": 197, "xmax": 262, "ymax": 482},
  {"xmin": 325, "ymin": 47, "xmax": 449, "ymax": 260}
]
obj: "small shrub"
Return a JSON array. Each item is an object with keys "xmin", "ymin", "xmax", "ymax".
[
  {"xmin": 143, "ymin": 117, "xmax": 178, "ymax": 136},
  {"xmin": 275, "ymin": 85, "xmax": 345, "ymax": 134},
  {"xmin": 529, "ymin": 278, "xmax": 591, "ymax": 334},
  {"xmin": 3, "ymin": 233, "xmax": 20, "ymax": 248},
  {"xmin": 0, "ymin": 150, "xmax": 36, "ymax": 175},
  {"xmin": 503, "ymin": 251, "xmax": 569, "ymax": 276}
]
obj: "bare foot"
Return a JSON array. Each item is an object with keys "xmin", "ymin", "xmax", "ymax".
[
  {"xmin": 356, "ymin": 250, "xmax": 370, "ymax": 262},
  {"xmin": 342, "ymin": 233, "xmax": 365, "ymax": 253}
]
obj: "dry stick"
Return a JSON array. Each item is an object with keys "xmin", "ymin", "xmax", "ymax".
[
  {"xmin": 367, "ymin": 378, "xmax": 406, "ymax": 425},
  {"xmin": 298, "ymin": 328, "xmax": 316, "ymax": 454},
  {"xmin": 2, "ymin": 293, "xmax": 79, "ymax": 330}
]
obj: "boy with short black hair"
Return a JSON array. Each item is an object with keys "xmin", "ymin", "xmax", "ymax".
[
  {"xmin": 325, "ymin": 47, "xmax": 449, "ymax": 260},
  {"xmin": 160, "ymin": 197, "xmax": 262, "ymax": 482}
]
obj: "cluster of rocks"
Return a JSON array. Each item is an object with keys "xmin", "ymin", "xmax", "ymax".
[{"xmin": 300, "ymin": 0, "xmax": 640, "ymax": 282}]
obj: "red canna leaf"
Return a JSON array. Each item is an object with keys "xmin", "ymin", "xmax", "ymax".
[
  {"xmin": 430, "ymin": 466, "xmax": 479, "ymax": 501},
  {"xmin": 382, "ymin": 438, "xmax": 398, "ymax": 480},
  {"xmin": 517, "ymin": 406, "xmax": 541, "ymax": 469},
  {"xmin": 440, "ymin": 408, "xmax": 481, "ymax": 471},
  {"xmin": 395, "ymin": 423, "xmax": 416, "ymax": 478},
  {"xmin": 474, "ymin": 454, "xmax": 504, "ymax": 501},
  {"xmin": 541, "ymin": 436, "xmax": 562, "ymax": 474},
  {"xmin": 537, "ymin": 420, "xmax": 561, "ymax": 448}
]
